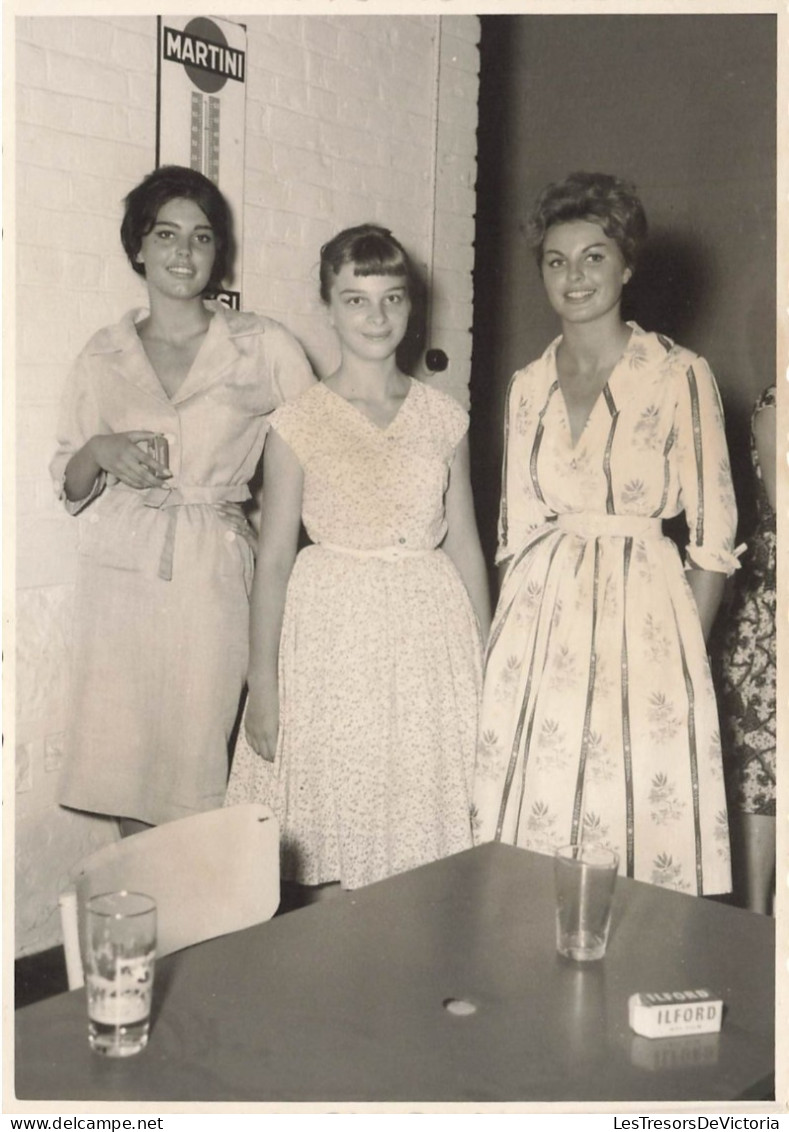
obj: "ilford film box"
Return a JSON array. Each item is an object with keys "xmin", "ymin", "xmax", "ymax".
[{"xmin": 628, "ymin": 988, "xmax": 723, "ymax": 1038}]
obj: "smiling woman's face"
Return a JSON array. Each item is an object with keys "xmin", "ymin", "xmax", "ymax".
[
  {"xmin": 327, "ymin": 263, "xmax": 411, "ymax": 361},
  {"xmin": 135, "ymin": 197, "xmax": 217, "ymax": 301},
  {"xmin": 540, "ymin": 219, "xmax": 631, "ymax": 326}
]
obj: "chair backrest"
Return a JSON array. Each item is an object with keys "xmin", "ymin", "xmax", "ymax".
[{"xmin": 59, "ymin": 803, "xmax": 280, "ymax": 989}]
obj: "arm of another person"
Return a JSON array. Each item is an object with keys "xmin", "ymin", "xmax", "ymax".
[
  {"xmin": 442, "ymin": 435, "xmax": 492, "ymax": 640},
  {"xmin": 685, "ymin": 568, "xmax": 726, "ymax": 643},
  {"xmin": 243, "ymin": 321, "xmax": 316, "ymax": 536},
  {"xmin": 752, "ymin": 399, "xmax": 777, "ymax": 511},
  {"xmin": 244, "ymin": 428, "xmax": 304, "ymax": 762}
]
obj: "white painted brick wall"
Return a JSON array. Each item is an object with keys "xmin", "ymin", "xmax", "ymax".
[{"xmin": 13, "ymin": 11, "xmax": 479, "ymax": 956}]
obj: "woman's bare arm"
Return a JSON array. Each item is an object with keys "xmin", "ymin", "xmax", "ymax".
[
  {"xmin": 442, "ymin": 435, "xmax": 492, "ymax": 640},
  {"xmin": 243, "ymin": 429, "xmax": 304, "ymax": 761},
  {"xmin": 752, "ymin": 401, "xmax": 777, "ymax": 511}
]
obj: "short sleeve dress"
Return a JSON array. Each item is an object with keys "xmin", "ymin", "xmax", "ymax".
[
  {"xmin": 51, "ymin": 303, "xmax": 315, "ymax": 825},
  {"xmin": 473, "ymin": 324, "xmax": 739, "ymax": 895},
  {"xmin": 225, "ymin": 378, "xmax": 484, "ymax": 889},
  {"xmin": 713, "ymin": 386, "xmax": 777, "ymax": 816}
]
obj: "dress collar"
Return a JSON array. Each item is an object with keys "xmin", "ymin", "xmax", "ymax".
[{"xmin": 86, "ymin": 302, "xmax": 258, "ymax": 405}]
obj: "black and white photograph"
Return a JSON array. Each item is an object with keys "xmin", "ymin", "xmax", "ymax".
[{"xmin": 4, "ymin": 0, "xmax": 786, "ymax": 1118}]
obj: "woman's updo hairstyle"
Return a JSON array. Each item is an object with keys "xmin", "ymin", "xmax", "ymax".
[
  {"xmin": 319, "ymin": 224, "xmax": 414, "ymax": 303},
  {"xmin": 120, "ymin": 164, "xmax": 233, "ymax": 291},
  {"xmin": 526, "ymin": 172, "xmax": 648, "ymax": 271}
]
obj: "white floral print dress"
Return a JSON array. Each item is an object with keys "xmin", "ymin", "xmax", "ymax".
[
  {"xmin": 473, "ymin": 324, "xmax": 739, "ymax": 894},
  {"xmin": 226, "ymin": 379, "xmax": 483, "ymax": 889}
]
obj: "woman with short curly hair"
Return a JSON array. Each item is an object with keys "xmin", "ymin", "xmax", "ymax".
[
  {"xmin": 525, "ymin": 170, "xmax": 648, "ymax": 271},
  {"xmin": 473, "ymin": 172, "xmax": 739, "ymax": 896}
]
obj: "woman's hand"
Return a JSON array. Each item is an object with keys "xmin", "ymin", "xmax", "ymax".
[
  {"xmin": 217, "ymin": 502, "xmax": 257, "ymax": 552},
  {"xmin": 244, "ymin": 684, "xmax": 279, "ymax": 762},
  {"xmin": 89, "ymin": 431, "xmax": 172, "ymax": 490}
]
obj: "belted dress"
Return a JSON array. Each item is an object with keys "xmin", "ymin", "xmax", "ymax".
[
  {"xmin": 225, "ymin": 379, "xmax": 484, "ymax": 888},
  {"xmin": 473, "ymin": 324, "xmax": 740, "ymax": 894},
  {"xmin": 51, "ymin": 303, "xmax": 314, "ymax": 825}
]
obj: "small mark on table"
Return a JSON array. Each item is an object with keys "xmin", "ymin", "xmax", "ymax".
[{"xmin": 443, "ymin": 997, "xmax": 477, "ymax": 1016}]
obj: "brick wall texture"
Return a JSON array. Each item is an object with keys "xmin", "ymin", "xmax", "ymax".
[{"xmin": 13, "ymin": 13, "xmax": 480, "ymax": 955}]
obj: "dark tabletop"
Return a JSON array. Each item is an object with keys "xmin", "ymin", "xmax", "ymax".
[{"xmin": 15, "ymin": 842, "xmax": 775, "ymax": 1104}]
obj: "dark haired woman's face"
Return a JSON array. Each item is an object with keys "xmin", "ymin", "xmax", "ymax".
[
  {"xmin": 327, "ymin": 263, "xmax": 411, "ymax": 361},
  {"xmin": 135, "ymin": 198, "xmax": 216, "ymax": 300},
  {"xmin": 541, "ymin": 220, "xmax": 630, "ymax": 326}
]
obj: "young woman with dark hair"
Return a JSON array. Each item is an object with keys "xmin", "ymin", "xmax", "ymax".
[{"xmin": 52, "ymin": 165, "xmax": 314, "ymax": 835}]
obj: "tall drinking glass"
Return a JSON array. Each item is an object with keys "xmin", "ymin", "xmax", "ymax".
[
  {"xmin": 85, "ymin": 890, "xmax": 156, "ymax": 1056},
  {"xmin": 554, "ymin": 844, "xmax": 619, "ymax": 961}
]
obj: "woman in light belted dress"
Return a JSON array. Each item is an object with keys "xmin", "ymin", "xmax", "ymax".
[
  {"xmin": 51, "ymin": 166, "xmax": 314, "ymax": 834},
  {"xmin": 473, "ymin": 173, "xmax": 739, "ymax": 895},
  {"xmin": 225, "ymin": 225, "xmax": 490, "ymax": 894}
]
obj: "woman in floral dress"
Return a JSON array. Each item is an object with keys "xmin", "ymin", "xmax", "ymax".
[
  {"xmin": 226, "ymin": 224, "xmax": 490, "ymax": 894},
  {"xmin": 713, "ymin": 386, "xmax": 776, "ymax": 913},
  {"xmin": 474, "ymin": 172, "xmax": 739, "ymax": 895}
]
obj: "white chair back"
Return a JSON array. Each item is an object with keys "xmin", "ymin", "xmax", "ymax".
[{"xmin": 59, "ymin": 803, "xmax": 280, "ymax": 989}]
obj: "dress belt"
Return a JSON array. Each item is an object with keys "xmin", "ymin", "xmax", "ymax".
[
  {"xmin": 318, "ymin": 542, "xmax": 433, "ymax": 561},
  {"xmin": 116, "ymin": 482, "xmax": 251, "ymax": 580},
  {"xmin": 140, "ymin": 483, "xmax": 251, "ymax": 508},
  {"xmin": 555, "ymin": 513, "xmax": 664, "ymax": 539}
]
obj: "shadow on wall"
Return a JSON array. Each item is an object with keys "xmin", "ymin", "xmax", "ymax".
[
  {"xmin": 397, "ymin": 259, "xmax": 429, "ymax": 379},
  {"xmin": 623, "ymin": 229, "xmax": 713, "ymax": 346}
]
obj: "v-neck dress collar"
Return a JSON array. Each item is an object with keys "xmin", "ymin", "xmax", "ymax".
[
  {"xmin": 546, "ymin": 322, "xmax": 653, "ymax": 451},
  {"xmin": 86, "ymin": 302, "xmax": 262, "ymax": 406},
  {"xmin": 318, "ymin": 376, "xmax": 414, "ymax": 435}
]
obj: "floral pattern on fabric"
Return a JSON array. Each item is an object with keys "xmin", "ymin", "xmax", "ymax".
[
  {"xmin": 226, "ymin": 379, "xmax": 483, "ymax": 888},
  {"xmin": 473, "ymin": 324, "xmax": 738, "ymax": 894},
  {"xmin": 713, "ymin": 386, "xmax": 776, "ymax": 815}
]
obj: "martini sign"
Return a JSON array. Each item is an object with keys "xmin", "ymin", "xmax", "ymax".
[
  {"xmin": 162, "ymin": 24, "xmax": 245, "ymax": 85},
  {"xmin": 157, "ymin": 16, "xmax": 247, "ymax": 309}
]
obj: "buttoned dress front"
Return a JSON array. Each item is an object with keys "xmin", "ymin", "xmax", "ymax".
[
  {"xmin": 51, "ymin": 303, "xmax": 315, "ymax": 825},
  {"xmin": 474, "ymin": 325, "xmax": 739, "ymax": 895}
]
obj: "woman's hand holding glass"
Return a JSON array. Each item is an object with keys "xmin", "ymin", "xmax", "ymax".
[{"xmin": 89, "ymin": 431, "xmax": 172, "ymax": 491}]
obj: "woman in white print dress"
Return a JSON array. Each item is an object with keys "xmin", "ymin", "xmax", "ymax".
[
  {"xmin": 473, "ymin": 173, "xmax": 739, "ymax": 895},
  {"xmin": 52, "ymin": 166, "xmax": 314, "ymax": 836},
  {"xmin": 226, "ymin": 225, "xmax": 490, "ymax": 895}
]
